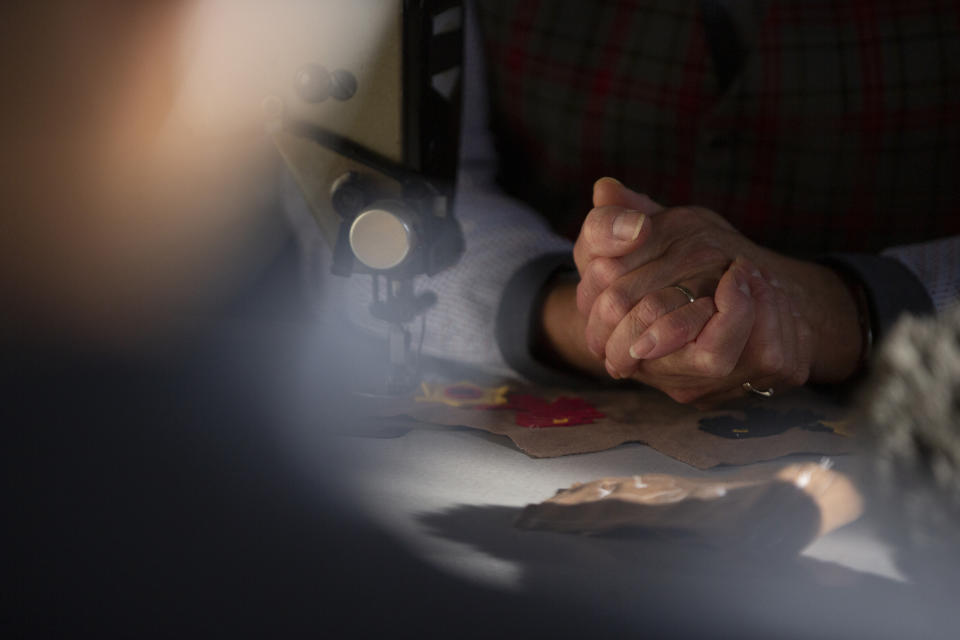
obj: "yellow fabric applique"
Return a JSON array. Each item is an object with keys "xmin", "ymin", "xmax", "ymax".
[
  {"xmin": 821, "ymin": 419, "xmax": 855, "ymax": 438},
  {"xmin": 415, "ymin": 382, "xmax": 510, "ymax": 408}
]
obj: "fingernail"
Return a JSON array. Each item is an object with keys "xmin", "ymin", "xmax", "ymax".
[
  {"xmin": 598, "ymin": 176, "xmax": 622, "ymax": 187},
  {"xmin": 613, "ymin": 210, "xmax": 645, "ymax": 241},
  {"xmin": 604, "ymin": 359, "xmax": 621, "ymax": 379},
  {"xmin": 629, "ymin": 333, "xmax": 657, "ymax": 359},
  {"xmin": 735, "ymin": 269, "xmax": 752, "ymax": 297}
]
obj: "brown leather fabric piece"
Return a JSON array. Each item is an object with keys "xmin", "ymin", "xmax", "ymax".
[{"xmin": 515, "ymin": 463, "xmax": 864, "ymax": 552}]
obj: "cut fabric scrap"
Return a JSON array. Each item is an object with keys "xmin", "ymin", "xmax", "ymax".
[
  {"xmin": 698, "ymin": 407, "xmax": 835, "ymax": 439},
  {"xmin": 820, "ymin": 418, "xmax": 855, "ymax": 438},
  {"xmin": 492, "ymin": 393, "xmax": 605, "ymax": 428},
  {"xmin": 515, "ymin": 461, "xmax": 864, "ymax": 554},
  {"xmin": 415, "ymin": 381, "xmax": 510, "ymax": 408},
  {"xmin": 378, "ymin": 383, "xmax": 855, "ymax": 469}
]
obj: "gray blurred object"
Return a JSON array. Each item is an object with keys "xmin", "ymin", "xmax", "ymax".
[
  {"xmin": 858, "ymin": 303, "xmax": 960, "ymax": 586},
  {"xmin": 265, "ymin": 0, "xmax": 465, "ymax": 393}
]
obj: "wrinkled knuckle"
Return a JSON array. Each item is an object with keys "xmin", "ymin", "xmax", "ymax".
[
  {"xmin": 595, "ymin": 288, "xmax": 629, "ymax": 327},
  {"xmin": 634, "ymin": 294, "xmax": 667, "ymax": 328},
  {"xmin": 575, "ymin": 282, "xmax": 593, "ymax": 316},
  {"xmin": 757, "ymin": 345, "xmax": 785, "ymax": 375},
  {"xmin": 662, "ymin": 311, "xmax": 697, "ymax": 341},
  {"xmin": 583, "ymin": 209, "xmax": 611, "ymax": 247},
  {"xmin": 754, "ymin": 281, "xmax": 777, "ymax": 304},
  {"xmin": 585, "ymin": 333, "xmax": 605, "ymax": 359},
  {"xmin": 585, "ymin": 257, "xmax": 623, "ymax": 291},
  {"xmin": 669, "ymin": 206, "xmax": 701, "ymax": 226},
  {"xmin": 680, "ymin": 246, "xmax": 727, "ymax": 272},
  {"xmin": 696, "ymin": 350, "xmax": 735, "ymax": 378},
  {"xmin": 790, "ymin": 358, "xmax": 811, "ymax": 386},
  {"xmin": 789, "ymin": 366, "xmax": 809, "ymax": 388}
]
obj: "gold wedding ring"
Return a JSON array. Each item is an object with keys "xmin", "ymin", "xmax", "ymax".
[
  {"xmin": 742, "ymin": 382, "xmax": 775, "ymax": 397},
  {"xmin": 671, "ymin": 284, "xmax": 696, "ymax": 304}
]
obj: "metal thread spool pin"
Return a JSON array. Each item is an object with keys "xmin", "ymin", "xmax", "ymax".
[
  {"xmin": 349, "ymin": 203, "xmax": 416, "ymax": 271},
  {"xmin": 295, "ymin": 64, "xmax": 332, "ymax": 103}
]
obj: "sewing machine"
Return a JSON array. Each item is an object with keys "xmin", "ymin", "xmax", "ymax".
[{"xmin": 263, "ymin": 0, "xmax": 464, "ymax": 393}]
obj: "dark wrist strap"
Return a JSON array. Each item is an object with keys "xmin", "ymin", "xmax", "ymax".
[{"xmin": 834, "ymin": 268, "xmax": 874, "ymax": 376}]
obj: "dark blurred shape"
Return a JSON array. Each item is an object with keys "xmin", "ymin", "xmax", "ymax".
[
  {"xmin": 858, "ymin": 304, "xmax": 960, "ymax": 588},
  {"xmin": 0, "ymin": 2, "xmax": 627, "ymax": 635},
  {"xmin": 331, "ymin": 68, "xmax": 358, "ymax": 101},
  {"xmin": 514, "ymin": 463, "xmax": 864, "ymax": 557},
  {"xmin": 0, "ymin": 297, "xmax": 635, "ymax": 637},
  {"xmin": 0, "ymin": 0, "xmax": 279, "ymax": 348},
  {"xmin": 419, "ymin": 502, "xmax": 953, "ymax": 639}
]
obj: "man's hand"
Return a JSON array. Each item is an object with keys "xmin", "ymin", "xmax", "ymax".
[{"xmin": 570, "ymin": 178, "xmax": 864, "ymax": 406}]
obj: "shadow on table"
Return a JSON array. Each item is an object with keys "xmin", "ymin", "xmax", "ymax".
[{"xmin": 417, "ymin": 502, "xmax": 958, "ymax": 639}]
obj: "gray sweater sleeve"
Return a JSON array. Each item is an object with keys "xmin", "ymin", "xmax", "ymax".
[
  {"xmin": 822, "ymin": 235, "xmax": 957, "ymax": 348},
  {"xmin": 882, "ymin": 236, "xmax": 960, "ymax": 313},
  {"xmin": 821, "ymin": 253, "xmax": 934, "ymax": 348}
]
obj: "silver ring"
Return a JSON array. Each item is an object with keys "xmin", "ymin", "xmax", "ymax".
[
  {"xmin": 742, "ymin": 382, "xmax": 774, "ymax": 397},
  {"xmin": 671, "ymin": 284, "xmax": 696, "ymax": 304}
]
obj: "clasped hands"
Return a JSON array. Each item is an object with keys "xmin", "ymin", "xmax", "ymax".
[{"xmin": 569, "ymin": 178, "xmax": 864, "ymax": 407}]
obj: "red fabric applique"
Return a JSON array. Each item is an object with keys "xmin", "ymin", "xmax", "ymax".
[{"xmin": 500, "ymin": 394, "xmax": 605, "ymax": 428}]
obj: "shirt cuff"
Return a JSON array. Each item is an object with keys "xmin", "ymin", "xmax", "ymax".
[
  {"xmin": 495, "ymin": 252, "xmax": 587, "ymax": 386},
  {"xmin": 820, "ymin": 253, "xmax": 935, "ymax": 344}
]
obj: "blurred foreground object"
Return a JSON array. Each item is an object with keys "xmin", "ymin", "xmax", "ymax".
[
  {"xmin": 859, "ymin": 304, "xmax": 960, "ymax": 586},
  {"xmin": 0, "ymin": 1, "xmax": 279, "ymax": 347}
]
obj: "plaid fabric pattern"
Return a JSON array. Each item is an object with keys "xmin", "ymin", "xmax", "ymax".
[{"xmin": 476, "ymin": 0, "xmax": 960, "ymax": 256}]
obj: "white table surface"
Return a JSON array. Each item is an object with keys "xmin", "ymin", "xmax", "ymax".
[{"xmin": 334, "ymin": 423, "xmax": 905, "ymax": 590}]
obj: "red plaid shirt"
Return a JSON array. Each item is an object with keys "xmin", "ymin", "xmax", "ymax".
[{"xmin": 476, "ymin": 0, "xmax": 960, "ymax": 256}]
